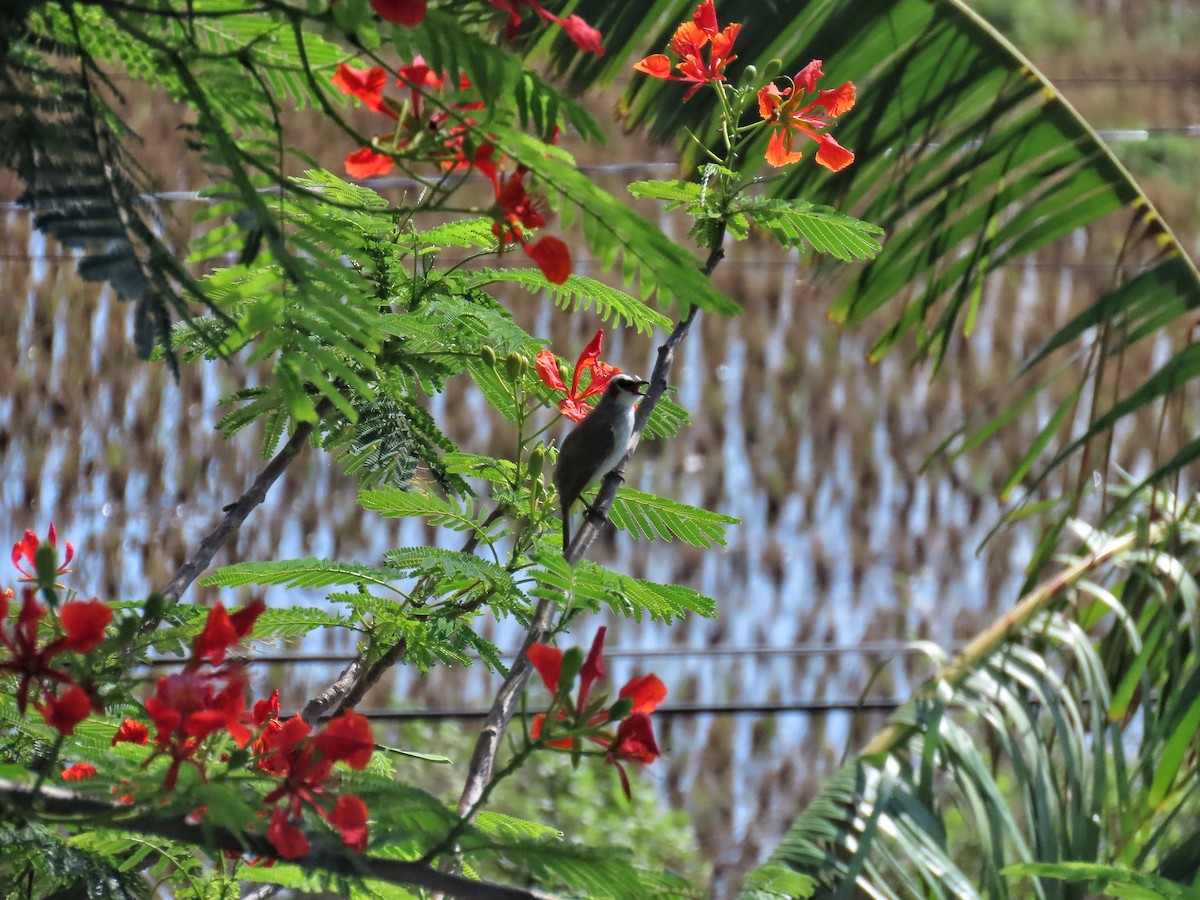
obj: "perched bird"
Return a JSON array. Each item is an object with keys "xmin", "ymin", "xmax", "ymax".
[{"xmin": 554, "ymin": 373, "xmax": 648, "ymax": 553}]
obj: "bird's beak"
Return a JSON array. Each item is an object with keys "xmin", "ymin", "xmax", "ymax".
[{"xmin": 636, "ymin": 379, "xmax": 649, "ymax": 395}]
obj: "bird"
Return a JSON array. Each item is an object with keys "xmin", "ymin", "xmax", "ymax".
[{"xmin": 554, "ymin": 373, "xmax": 648, "ymax": 553}]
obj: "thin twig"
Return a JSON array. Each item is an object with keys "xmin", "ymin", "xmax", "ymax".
[
  {"xmin": 157, "ymin": 422, "xmax": 313, "ymax": 610},
  {"xmin": 0, "ymin": 778, "xmax": 554, "ymax": 900},
  {"xmin": 301, "ymin": 506, "xmax": 507, "ymax": 724}
]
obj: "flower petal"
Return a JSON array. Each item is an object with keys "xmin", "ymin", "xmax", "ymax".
[
  {"xmin": 524, "ymin": 235, "xmax": 572, "ymax": 284},
  {"xmin": 370, "ymin": 0, "xmax": 426, "ymax": 26},
  {"xmin": 527, "ymin": 642, "xmax": 563, "ymax": 694},
  {"xmin": 632, "ymin": 54, "xmax": 673, "ymax": 79},
  {"xmin": 558, "ymin": 14, "xmax": 604, "ymax": 56},
  {"xmin": 345, "ymin": 147, "xmax": 394, "ymax": 179},
  {"xmin": 764, "ymin": 129, "xmax": 803, "ymax": 167},
  {"xmin": 814, "ymin": 133, "xmax": 855, "ymax": 172},
  {"xmin": 59, "ymin": 599, "xmax": 111, "ymax": 653},
  {"xmin": 535, "ymin": 349, "xmax": 567, "ymax": 392},
  {"xmin": 619, "ymin": 673, "xmax": 667, "ymax": 714},
  {"xmin": 329, "ymin": 794, "xmax": 370, "ymax": 851}
]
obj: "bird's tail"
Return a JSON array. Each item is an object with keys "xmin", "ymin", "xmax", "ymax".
[{"xmin": 561, "ymin": 510, "xmax": 571, "ymax": 554}]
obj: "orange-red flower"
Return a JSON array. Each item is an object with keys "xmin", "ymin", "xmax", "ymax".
[
  {"xmin": 757, "ymin": 60, "xmax": 856, "ymax": 171},
  {"xmin": 0, "ymin": 588, "xmax": 109, "ymax": 723},
  {"xmin": 633, "ymin": 0, "xmax": 740, "ymax": 100},
  {"xmin": 61, "ymin": 762, "xmax": 97, "ymax": 781},
  {"xmin": 144, "ymin": 669, "xmax": 253, "ymax": 789},
  {"xmin": 12, "ymin": 523, "xmax": 74, "ymax": 583},
  {"xmin": 191, "ymin": 599, "xmax": 265, "ymax": 668},
  {"xmin": 534, "ymin": 328, "xmax": 620, "ymax": 422},
  {"xmin": 331, "ymin": 64, "xmax": 397, "ymax": 118}
]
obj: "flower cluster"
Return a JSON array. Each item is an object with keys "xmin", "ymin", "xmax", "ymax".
[
  {"xmin": 1, "ymin": 525, "xmax": 111, "ymax": 736},
  {"xmin": 633, "ymin": 0, "xmax": 740, "ymax": 100},
  {"xmin": 535, "ymin": 328, "xmax": 620, "ymax": 422},
  {"xmin": 332, "ymin": 57, "xmax": 483, "ymax": 178},
  {"xmin": 633, "ymin": 0, "xmax": 857, "ymax": 172},
  {"xmin": 528, "ymin": 627, "xmax": 667, "ymax": 799},
  {"xmin": 475, "ymin": 142, "xmax": 572, "ymax": 284},
  {"xmin": 112, "ymin": 599, "xmax": 376, "ymax": 859}
]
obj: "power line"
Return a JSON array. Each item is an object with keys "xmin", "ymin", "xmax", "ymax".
[{"xmin": 336, "ymin": 699, "xmax": 903, "ymax": 721}]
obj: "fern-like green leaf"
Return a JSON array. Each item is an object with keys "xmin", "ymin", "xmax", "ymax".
[
  {"xmin": 610, "ymin": 488, "xmax": 738, "ymax": 549},
  {"xmin": 736, "ymin": 197, "xmax": 884, "ymax": 261},
  {"xmin": 200, "ymin": 558, "xmax": 400, "ymax": 592}
]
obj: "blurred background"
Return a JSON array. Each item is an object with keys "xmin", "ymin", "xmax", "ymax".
[{"xmin": 2, "ymin": 0, "xmax": 1198, "ymax": 895}]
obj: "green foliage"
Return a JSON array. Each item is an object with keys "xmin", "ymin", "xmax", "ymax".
[
  {"xmin": 748, "ymin": 485, "xmax": 1200, "ymax": 898},
  {"xmin": 611, "ymin": 488, "xmax": 739, "ymax": 549}
]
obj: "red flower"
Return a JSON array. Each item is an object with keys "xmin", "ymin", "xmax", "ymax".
[
  {"xmin": 61, "ymin": 762, "xmax": 97, "ymax": 781},
  {"xmin": 112, "ymin": 717, "xmax": 149, "ymax": 746},
  {"xmin": 191, "ymin": 599, "xmax": 265, "ymax": 668},
  {"xmin": 267, "ymin": 804, "xmax": 310, "ymax": 859},
  {"xmin": 37, "ymin": 684, "xmax": 92, "ymax": 736},
  {"xmin": 256, "ymin": 712, "xmax": 374, "ymax": 858},
  {"xmin": 331, "ymin": 64, "xmax": 397, "ymax": 119},
  {"xmin": 474, "ymin": 145, "xmax": 572, "ymax": 283},
  {"xmin": 370, "ymin": 0, "xmax": 426, "ymax": 26},
  {"xmin": 144, "ymin": 669, "xmax": 252, "ymax": 789},
  {"xmin": 0, "ymin": 587, "xmax": 92, "ymax": 715},
  {"xmin": 534, "ymin": 328, "xmax": 620, "ymax": 422},
  {"xmin": 607, "ymin": 712, "xmax": 661, "ymax": 799},
  {"xmin": 633, "ymin": 0, "xmax": 740, "ymax": 100},
  {"xmin": 757, "ymin": 60, "xmax": 856, "ymax": 171},
  {"xmin": 488, "ymin": 0, "xmax": 604, "ymax": 56},
  {"xmin": 58, "ymin": 599, "xmax": 111, "ymax": 653},
  {"xmin": 345, "ymin": 147, "xmax": 394, "ymax": 179},
  {"xmin": 328, "ymin": 795, "xmax": 370, "ymax": 851},
  {"xmin": 529, "ymin": 626, "xmax": 667, "ymax": 800},
  {"xmin": 12, "ymin": 523, "xmax": 74, "ymax": 583}
]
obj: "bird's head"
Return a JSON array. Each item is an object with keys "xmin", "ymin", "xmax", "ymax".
[{"xmin": 605, "ymin": 373, "xmax": 649, "ymax": 404}]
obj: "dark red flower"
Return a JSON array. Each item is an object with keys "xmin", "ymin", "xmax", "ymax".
[
  {"xmin": 757, "ymin": 60, "xmax": 856, "ymax": 171},
  {"xmin": 534, "ymin": 329, "xmax": 620, "ymax": 422},
  {"xmin": 606, "ymin": 712, "xmax": 661, "ymax": 799},
  {"xmin": 633, "ymin": 0, "xmax": 739, "ymax": 100},
  {"xmin": 37, "ymin": 684, "xmax": 92, "ymax": 735},
  {"xmin": 61, "ymin": 762, "xmax": 97, "ymax": 781},
  {"xmin": 370, "ymin": 0, "xmax": 426, "ymax": 26},
  {"xmin": 112, "ymin": 717, "xmax": 150, "ymax": 746},
  {"xmin": 314, "ymin": 711, "xmax": 375, "ymax": 769},
  {"xmin": 12, "ymin": 523, "xmax": 74, "ymax": 583},
  {"xmin": 476, "ymin": 145, "xmax": 572, "ymax": 283}
]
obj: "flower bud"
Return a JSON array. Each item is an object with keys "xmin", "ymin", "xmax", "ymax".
[
  {"xmin": 505, "ymin": 351, "xmax": 527, "ymax": 381},
  {"xmin": 527, "ymin": 445, "xmax": 545, "ymax": 480},
  {"xmin": 739, "ymin": 64, "xmax": 758, "ymax": 87},
  {"xmin": 762, "ymin": 58, "xmax": 783, "ymax": 83},
  {"xmin": 480, "ymin": 345, "xmax": 497, "ymax": 368},
  {"xmin": 608, "ymin": 696, "xmax": 634, "ymax": 720}
]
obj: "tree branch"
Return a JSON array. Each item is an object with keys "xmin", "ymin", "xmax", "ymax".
[
  {"xmin": 454, "ymin": 232, "xmax": 728, "ymax": 819},
  {"xmin": 158, "ymin": 421, "xmax": 313, "ymax": 609},
  {"xmin": 0, "ymin": 778, "xmax": 556, "ymax": 900}
]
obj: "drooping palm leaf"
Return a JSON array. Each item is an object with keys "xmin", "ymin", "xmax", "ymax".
[
  {"xmin": 532, "ymin": 0, "xmax": 1200, "ymax": 499},
  {"xmin": 737, "ymin": 487, "xmax": 1200, "ymax": 897}
]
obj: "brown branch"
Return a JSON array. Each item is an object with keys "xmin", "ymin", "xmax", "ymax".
[
  {"xmin": 455, "ymin": 233, "xmax": 728, "ymax": 820},
  {"xmin": 157, "ymin": 421, "xmax": 314, "ymax": 610},
  {"xmin": 301, "ymin": 506, "xmax": 507, "ymax": 725},
  {"xmin": 0, "ymin": 778, "xmax": 555, "ymax": 900}
]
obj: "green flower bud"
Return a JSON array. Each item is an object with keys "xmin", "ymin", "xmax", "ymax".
[
  {"xmin": 505, "ymin": 351, "xmax": 527, "ymax": 381},
  {"xmin": 527, "ymin": 445, "xmax": 545, "ymax": 480},
  {"xmin": 739, "ymin": 64, "xmax": 758, "ymax": 87},
  {"xmin": 762, "ymin": 58, "xmax": 783, "ymax": 83},
  {"xmin": 608, "ymin": 696, "xmax": 634, "ymax": 721},
  {"xmin": 480, "ymin": 345, "xmax": 497, "ymax": 368}
]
